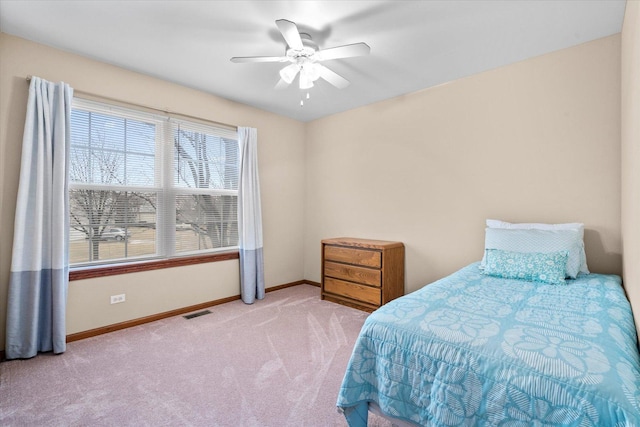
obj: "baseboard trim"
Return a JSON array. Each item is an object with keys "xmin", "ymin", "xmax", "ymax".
[
  {"xmin": 66, "ymin": 279, "xmax": 318, "ymax": 344},
  {"xmin": 66, "ymin": 295, "xmax": 240, "ymax": 343}
]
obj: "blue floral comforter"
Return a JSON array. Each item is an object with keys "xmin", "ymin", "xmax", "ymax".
[{"xmin": 337, "ymin": 263, "xmax": 640, "ymax": 426}]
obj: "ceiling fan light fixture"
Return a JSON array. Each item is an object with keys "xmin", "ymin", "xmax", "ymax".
[
  {"xmin": 299, "ymin": 71, "xmax": 314, "ymax": 90},
  {"xmin": 279, "ymin": 63, "xmax": 300, "ymax": 84},
  {"xmin": 304, "ymin": 62, "xmax": 322, "ymax": 82}
]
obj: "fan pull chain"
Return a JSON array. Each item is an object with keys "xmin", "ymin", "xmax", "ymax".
[{"xmin": 300, "ymin": 92, "xmax": 311, "ymax": 107}]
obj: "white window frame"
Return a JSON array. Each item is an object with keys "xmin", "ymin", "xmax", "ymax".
[{"xmin": 69, "ymin": 97, "xmax": 239, "ymax": 268}]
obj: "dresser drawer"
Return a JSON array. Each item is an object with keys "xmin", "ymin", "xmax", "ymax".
[
  {"xmin": 324, "ymin": 245, "xmax": 382, "ymax": 268},
  {"xmin": 324, "ymin": 261, "xmax": 381, "ymax": 287},
  {"xmin": 324, "ymin": 277, "xmax": 381, "ymax": 306}
]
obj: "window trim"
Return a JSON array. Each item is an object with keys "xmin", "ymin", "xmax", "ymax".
[{"xmin": 69, "ymin": 250, "xmax": 239, "ymax": 281}]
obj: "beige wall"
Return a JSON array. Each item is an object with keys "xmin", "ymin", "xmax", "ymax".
[
  {"xmin": 622, "ymin": 1, "xmax": 640, "ymax": 337},
  {"xmin": 0, "ymin": 34, "xmax": 306, "ymax": 344},
  {"xmin": 305, "ymin": 35, "xmax": 622, "ymax": 293}
]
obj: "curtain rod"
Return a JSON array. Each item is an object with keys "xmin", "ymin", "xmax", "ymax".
[{"xmin": 25, "ymin": 75, "xmax": 237, "ymax": 131}]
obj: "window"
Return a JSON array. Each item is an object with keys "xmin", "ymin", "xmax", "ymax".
[{"xmin": 69, "ymin": 98, "xmax": 239, "ymax": 267}]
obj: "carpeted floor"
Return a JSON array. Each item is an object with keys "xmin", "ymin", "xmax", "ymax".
[{"xmin": 1, "ymin": 284, "xmax": 393, "ymax": 426}]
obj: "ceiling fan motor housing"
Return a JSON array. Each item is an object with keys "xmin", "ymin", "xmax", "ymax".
[{"xmin": 286, "ymin": 33, "xmax": 318, "ymax": 62}]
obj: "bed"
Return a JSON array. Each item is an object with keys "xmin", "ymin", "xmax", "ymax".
[{"xmin": 337, "ymin": 222, "xmax": 640, "ymax": 426}]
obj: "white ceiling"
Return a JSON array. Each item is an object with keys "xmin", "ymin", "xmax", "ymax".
[{"xmin": 0, "ymin": 0, "xmax": 627, "ymax": 122}]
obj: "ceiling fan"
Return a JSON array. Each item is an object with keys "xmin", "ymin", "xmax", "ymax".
[{"xmin": 230, "ymin": 19, "xmax": 370, "ymax": 90}]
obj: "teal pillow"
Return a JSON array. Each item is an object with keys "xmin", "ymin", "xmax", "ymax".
[
  {"xmin": 481, "ymin": 228, "xmax": 582, "ymax": 278},
  {"xmin": 483, "ymin": 249, "xmax": 569, "ymax": 285}
]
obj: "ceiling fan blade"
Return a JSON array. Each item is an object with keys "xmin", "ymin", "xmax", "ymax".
[
  {"xmin": 317, "ymin": 42, "xmax": 371, "ymax": 61},
  {"xmin": 275, "ymin": 19, "xmax": 303, "ymax": 50},
  {"xmin": 230, "ymin": 56, "xmax": 288, "ymax": 63},
  {"xmin": 275, "ymin": 78, "xmax": 290, "ymax": 90},
  {"xmin": 318, "ymin": 65, "xmax": 350, "ymax": 89}
]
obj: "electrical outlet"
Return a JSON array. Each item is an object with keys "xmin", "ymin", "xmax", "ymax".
[{"xmin": 110, "ymin": 294, "xmax": 126, "ymax": 304}]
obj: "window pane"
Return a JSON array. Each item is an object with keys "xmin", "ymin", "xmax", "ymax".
[
  {"xmin": 70, "ymin": 109, "xmax": 156, "ymax": 187},
  {"xmin": 175, "ymin": 193, "xmax": 238, "ymax": 253},
  {"xmin": 69, "ymin": 189, "xmax": 157, "ymax": 264},
  {"xmin": 126, "ymin": 153, "xmax": 156, "ymax": 186},
  {"xmin": 174, "ymin": 128, "xmax": 238, "ymax": 190}
]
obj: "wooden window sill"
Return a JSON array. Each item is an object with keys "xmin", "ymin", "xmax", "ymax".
[{"xmin": 69, "ymin": 251, "xmax": 239, "ymax": 281}]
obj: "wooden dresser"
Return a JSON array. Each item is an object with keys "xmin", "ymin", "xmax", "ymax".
[{"xmin": 321, "ymin": 237, "xmax": 405, "ymax": 312}]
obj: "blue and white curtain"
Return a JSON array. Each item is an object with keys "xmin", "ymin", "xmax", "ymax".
[
  {"xmin": 237, "ymin": 127, "xmax": 264, "ymax": 304},
  {"xmin": 6, "ymin": 77, "xmax": 73, "ymax": 359}
]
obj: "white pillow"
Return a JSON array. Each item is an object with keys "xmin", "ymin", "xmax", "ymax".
[
  {"xmin": 485, "ymin": 219, "xmax": 589, "ymax": 275},
  {"xmin": 481, "ymin": 228, "xmax": 583, "ymax": 278},
  {"xmin": 486, "ymin": 219, "xmax": 584, "ymax": 232}
]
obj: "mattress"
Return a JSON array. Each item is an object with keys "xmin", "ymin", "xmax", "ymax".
[{"xmin": 337, "ymin": 263, "xmax": 640, "ymax": 426}]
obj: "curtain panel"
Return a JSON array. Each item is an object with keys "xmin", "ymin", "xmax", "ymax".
[
  {"xmin": 237, "ymin": 127, "xmax": 264, "ymax": 304},
  {"xmin": 6, "ymin": 77, "xmax": 73, "ymax": 359}
]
